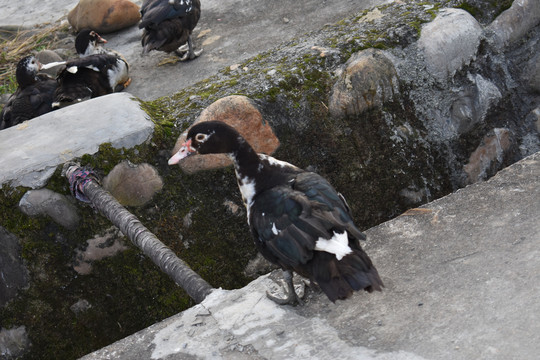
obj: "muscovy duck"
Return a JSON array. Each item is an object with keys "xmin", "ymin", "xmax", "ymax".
[
  {"xmin": 139, "ymin": 0, "xmax": 202, "ymax": 61},
  {"xmin": 75, "ymin": 29, "xmax": 108, "ymax": 57},
  {"xmin": 168, "ymin": 121, "xmax": 383, "ymax": 304},
  {"xmin": 52, "ymin": 31, "xmax": 130, "ymax": 109},
  {"xmin": 0, "ymin": 56, "xmax": 57, "ymax": 130}
]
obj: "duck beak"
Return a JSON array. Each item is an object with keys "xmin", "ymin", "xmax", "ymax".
[
  {"xmin": 168, "ymin": 139, "xmax": 195, "ymax": 165},
  {"xmin": 97, "ymin": 35, "xmax": 108, "ymax": 44},
  {"xmin": 91, "ymin": 31, "xmax": 108, "ymax": 44}
]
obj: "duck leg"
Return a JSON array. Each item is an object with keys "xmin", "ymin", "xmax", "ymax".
[
  {"xmin": 266, "ymin": 270, "xmax": 305, "ymax": 306},
  {"xmin": 175, "ymin": 35, "xmax": 203, "ymax": 61}
]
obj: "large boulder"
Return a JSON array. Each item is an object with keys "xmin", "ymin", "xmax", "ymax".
[{"xmin": 68, "ymin": 0, "xmax": 141, "ymax": 34}]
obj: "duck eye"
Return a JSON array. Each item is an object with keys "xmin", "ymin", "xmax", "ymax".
[{"xmin": 195, "ymin": 133, "xmax": 207, "ymax": 142}]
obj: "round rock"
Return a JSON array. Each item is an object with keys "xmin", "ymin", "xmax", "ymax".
[
  {"xmin": 36, "ymin": 50, "xmax": 64, "ymax": 77},
  {"xmin": 418, "ymin": 8, "xmax": 483, "ymax": 81},
  {"xmin": 103, "ymin": 161, "xmax": 163, "ymax": 207},
  {"xmin": 328, "ymin": 49, "xmax": 399, "ymax": 118}
]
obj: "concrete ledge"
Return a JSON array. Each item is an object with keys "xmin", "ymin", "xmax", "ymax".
[
  {"xmin": 0, "ymin": 93, "xmax": 153, "ymax": 189},
  {"xmin": 80, "ymin": 151, "xmax": 540, "ymax": 359}
]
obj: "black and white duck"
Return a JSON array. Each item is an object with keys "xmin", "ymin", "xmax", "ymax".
[
  {"xmin": 168, "ymin": 121, "xmax": 383, "ymax": 304},
  {"xmin": 52, "ymin": 30, "xmax": 131, "ymax": 109},
  {"xmin": 75, "ymin": 28, "xmax": 109, "ymax": 57},
  {"xmin": 139, "ymin": 0, "xmax": 202, "ymax": 61},
  {"xmin": 0, "ymin": 55, "xmax": 57, "ymax": 130}
]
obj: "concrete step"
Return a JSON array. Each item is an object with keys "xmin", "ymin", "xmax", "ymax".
[{"xmin": 80, "ymin": 151, "xmax": 540, "ymax": 360}]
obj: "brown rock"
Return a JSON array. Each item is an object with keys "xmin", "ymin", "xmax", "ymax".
[
  {"xmin": 172, "ymin": 95, "xmax": 280, "ymax": 174},
  {"xmin": 463, "ymin": 128, "xmax": 512, "ymax": 184},
  {"xmin": 103, "ymin": 161, "xmax": 163, "ymax": 206},
  {"xmin": 68, "ymin": 0, "xmax": 141, "ymax": 34},
  {"xmin": 329, "ymin": 49, "xmax": 399, "ymax": 118}
]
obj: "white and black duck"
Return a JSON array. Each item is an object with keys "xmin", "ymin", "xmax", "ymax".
[
  {"xmin": 52, "ymin": 30, "xmax": 130, "ymax": 109},
  {"xmin": 139, "ymin": 0, "xmax": 202, "ymax": 60},
  {"xmin": 168, "ymin": 121, "xmax": 384, "ymax": 304},
  {"xmin": 0, "ymin": 55, "xmax": 57, "ymax": 130},
  {"xmin": 75, "ymin": 28, "xmax": 109, "ymax": 57}
]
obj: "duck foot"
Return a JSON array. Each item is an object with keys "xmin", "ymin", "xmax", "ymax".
[
  {"xmin": 266, "ymin": 270, "xmax": 305, "ymax": 306},
  {"xmin": 114, "ymin": 77, "xmax": 132, "ymax": 92},
  {"xmin": 174, "ymin": 36, "xmax": 203, "ymax": 61}
]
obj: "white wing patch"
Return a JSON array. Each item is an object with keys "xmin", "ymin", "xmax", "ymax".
[
  {"xmin": 315, "ymin": 231, "xmax": 352, "ymax": 260},
  {"xmin": 271, "ymin": 223, "xmax": 279, "ymax": 235}
]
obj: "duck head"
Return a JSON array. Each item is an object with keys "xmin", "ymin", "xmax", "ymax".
[
  {"xmin": 168, "ymin": 121, "xmax": 243, "ymax": 165},
  {"xmin": 16, "ymin": 55, "xmax": 42, "ymax": 87},
  {"xmin": 75, "ymin": 29, "xmax": 108, "ymax": 56}
]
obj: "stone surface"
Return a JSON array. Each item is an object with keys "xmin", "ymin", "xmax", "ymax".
[
  {"xmin": 0, "ymin": 227, "xmax": 28, "ymax": 307},
  {"xmin": 487, "ymin": 0, "xmax": 540, "ymax": 49},
  {"xmin": 0, "ymin": 326, "xmax": 30, "ymax": 359},
  {"xmin": 103, "ymin": 161, "xmax": 163, "ymax": 207},
  {"xmin": 0, "ymin": 92, "xmax": 154, "ymax": 189},
  {"xmin": 463, "ymin": 128, "xmax": 513, "ymax": 184},
  {"xmin": 328, "ymin": 49, "xmax": 399, "ymax": 118},
  {"xmin": 81, "ymin": 151, "xmax": 540, "ymax": 360},
  {"xmin": 70, "ymin": 299, "xmax": 92, "ymax": 315},
  {"xmin": 450, "ymin": 74, "xmax": 502, "ymax": 134},
  {"xmin": 19, "ymin": 188, "xmax": 80, "ymax": 229},
  {"xmin": 172, "ymin": 95, "xmax": 280, "ymax": 174},
  {"xmin": 418, "ymin": 8, "xmax": 483, "ymax": 81},
  {"xmin": 524, "ymin": 52, "xmax": 540, "ymax": 93},
  {"xmin": 68, "ymin": 0, "xmax": 141, "ymax": 33},
  {"xmin": 73, "ymin": 227, "xmax": 128, "ymax": 275}
]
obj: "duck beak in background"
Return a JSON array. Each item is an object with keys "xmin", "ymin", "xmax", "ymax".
[
  {"xmin": 91, "ymin": 30, "xmax": 108, "ymax": 44},
  {"xmin": 168, "ymin": 139, "xmax": 195, "ymax": 165}
]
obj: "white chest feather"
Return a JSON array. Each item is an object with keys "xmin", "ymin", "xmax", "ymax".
[
  {"xmin": 237, "ymin": 175, "xmax": 256, "ymax": 223},
  {"xmin": 107, "ymin": 60, "xmax": 129, "ymax": 90},
  {"xmin": 314, "ymin": 231, "xmax": 352, "ymax": 260}
]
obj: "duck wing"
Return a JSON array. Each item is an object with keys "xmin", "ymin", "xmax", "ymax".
[{"xmin": 250, "ymin": 172, "xmax": 365, "ymax": 268}]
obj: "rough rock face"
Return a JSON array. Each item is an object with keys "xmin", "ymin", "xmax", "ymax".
[
  {"xmin": 68, "ymin": 0, "xmax": 141, "ymax": 33},
  {"xmin": 487, "ymin": 0, "xmax": 540, "ymax": 48},
  {"xmin": 328, "ymin": 49, "xmax": 399, "ymax": 118},
  {"xmin": 0, "ymin": 326, "xmax": 30, "ymax": 359},
  {"xmin": 103, "ymin": 161, "xmax": 163, "ymax": 207},
  {"xmin": 0, "ymin": 227, "xmax": 28, "ymax": 307},
  {"xmin": 172, "ymin": 95, "xmax": 280, "ymax": 174},
  {"xmin": 463, "ymin": 128, "xmax": 513, "ymax": 183}
]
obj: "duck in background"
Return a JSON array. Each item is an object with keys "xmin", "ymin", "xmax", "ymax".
[
  {"xmin": 168, "ymin": 121, "xmax": 384, "ymax": 305},
  {"xmin": 0, "ymin": 56, "xmax": 57, "ymax": 130},
  {"xmin": 74, "ymin": 29, "xmax": 109, "ymax": 57},
  {"xmin": 52, "ymin": 29, "xmax": 131, "ymax": 109},
  {"xmin": 139, "ymin": 0, "xmax": 202, "ymax": 61}
]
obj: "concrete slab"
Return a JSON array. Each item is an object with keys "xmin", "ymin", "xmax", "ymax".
[
  {"xmin": 0, "ymin": 92, "xmax": 153, "ymax": 189},
  {"xmin": 79, "ymin": 152, "xmax": 540, "ymax": 359}
]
